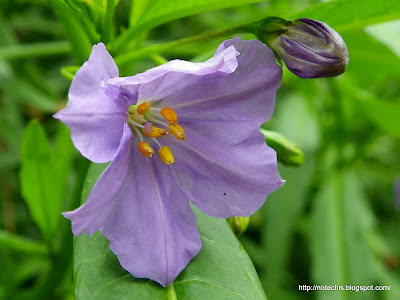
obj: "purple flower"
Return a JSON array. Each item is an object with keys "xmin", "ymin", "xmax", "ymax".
[{"xmin": 55, "ymin": 38, "xmax": 283, "ymax": 286}]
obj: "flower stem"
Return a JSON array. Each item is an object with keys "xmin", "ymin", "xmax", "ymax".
[
  {"xmin": 114, "ymin": 21, "xmax": 260, "ymax": 68},
  {"xmin": 166, "ymin": 283, "xmax": 177, "ymax": 300}
]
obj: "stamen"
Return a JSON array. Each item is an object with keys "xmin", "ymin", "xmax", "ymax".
[
  {"xmin": 168, "ymin": 123, "xmax": 185, "ymax": 140},
  {"xmin": 137, "ymin": 102, "xmax": 150, "ymax": 115},
  {"xmin": 152, "ymin": 137, "xmax": 162, "ymax": 149},
  {"xmin": 158, "ymin": 146, "xmax": 174, "ymax": 165},
  {"xmin": 128, "ymin": 119, "xmax": 145, "ymax": 129},
  {"xmin": 142, "ymin": 126, "xmax": 168, "ymax": 137},
  {"xmin": 130, "ymin": 124, "xmax": 144, "ymax": 142},
  {"xmin": 138, "ymin": 142, "xmax": 154, "ymax": 157},
  {"xmin": 147, "ymin": 116, "xmax": 169, "ymax": 128},
  {"xmin": 160, "ymin": 107, "xmax": 178, "ymax": 124}
]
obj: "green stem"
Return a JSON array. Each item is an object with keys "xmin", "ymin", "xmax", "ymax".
[
  {"xmin": 0, "ymin": 41, "xmax": 70, "ymax": 60},
  {"xmin": 114, "ymin": 22, "xmax": 259, "ymax": 67},
  {"xmin": 166, "ymin": 283, "xmax": 177, "ymax": 300}
]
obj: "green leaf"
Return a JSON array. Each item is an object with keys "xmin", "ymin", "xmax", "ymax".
[
  {"xmin": 343, "ymin": 80, "xmax": 400, "ymax": 138},
  {"xmin": 0, "ymin": 230, "xmax": 48, "ymax": 256},
  {"xmin": 20, "ymin": 120, "xmax": 59, "ymax": 241},
  {"xmin": 356, "ymin": 95, "xmax": 400, "ymax": 139},
  {"xmin": 257, "ymin": 159, "xmax": 315, "ymax": 300},
  {"xmin": 309, "ymin": 170, "xmax": 379, "ymax": 300},
  {"xmin": 0, "ymin": 41, "xmax": 70, "ymax": 60},
  {"xmin": 129, "ymin": 0, "xmax": 153, "ymax": 26},
  {"xmin": 20, "ymin": 120, "xmax": 75, "ymax": 242},
  {"xmin": 288, "ymin": 0, "xmax": 400, "ymax": 32},
  {"xmin": 60, "ymin": 65, "xmax": 80, "ymax": 81},
  {"xmin": 112, "ymin": 0, "xmax": 268, "ymax": 53},
  {"xmin": 102, "ymin": 0, "xmax": 117, "ymax": 43},
  {"xmin": 340, "ymin": 30, "xmax": 400, "ymax": 85},
  {"xmin": 73, "ymin": 163, "xmax": 267, "ymax": 300},
  {"xmin": 50, "ymin": 0, "xmax": 96, "ymax": 63},
  {"xmin": 365, "ymin": 20, "xmax": 400, "ymax": 58}
]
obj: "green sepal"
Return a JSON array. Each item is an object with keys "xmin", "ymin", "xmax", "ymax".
[{"xmin": 261, "ymin": 129, "xmax": 305, "ymax": 167}]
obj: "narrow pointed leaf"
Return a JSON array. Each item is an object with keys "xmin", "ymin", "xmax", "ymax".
[
  {"xmin": 113, "ymin": 0, "xmax": 269, "ymax": 53},
  {"xmin": 288, "ymin": 0, "xmax": 400, "ymax": 32}
]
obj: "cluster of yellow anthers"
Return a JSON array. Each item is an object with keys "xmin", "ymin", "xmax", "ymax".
[{"xmin": 127, "ymin": 102, "xmax": 185, "ymax": 165}]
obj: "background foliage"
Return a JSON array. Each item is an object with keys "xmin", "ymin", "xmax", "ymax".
[{"xmin": 0, "ymin": 0, "xmax": 399, "ymax": 299}]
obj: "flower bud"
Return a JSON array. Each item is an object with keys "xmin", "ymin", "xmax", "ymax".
[
  {"xmin": 227, "ymin": 216, "xmax": 250, "ymax": 237},
  {"xmin": 261, "ymin": 129, "xmax": 305, "ymax": 167},
  {"xmin": 256, "ymin": 17, "xmax": 349, "ymax": 78}
]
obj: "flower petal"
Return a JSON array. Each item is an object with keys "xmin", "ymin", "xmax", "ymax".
[
  {"xmin": 54, "ymin": 43, "xmax": 129, "ymax": 163},
  {"xmin": 64, "ymin": 125, "xmax": 201, "ymax": 287},
  {"xmin": 160, "ymin": 38, "xmax": 282, "ymax": 125},
  {"xmin": 106, "ymin": 45, "xmax": 239, "ymax": 101},
  {"xmin": 168, "ymin": 119, "xmax": 284, "ymax": 218},
  {"xmin": 62, "ymin": 124, "xmax": 133, "ymax": 236}
]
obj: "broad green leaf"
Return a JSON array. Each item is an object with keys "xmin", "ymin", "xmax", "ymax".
[
  {"xmin": 73, "ymin": 163, "xmax": 267, "ymax": 300},
  {"xmin": 310, "ymin": 170, "xmax": 379, "ymax": 300},
  {"xmin": 113, "ymin": 0, "xmax": 268, "ymax": 53},
  {"xmin": 288, "ymin": 0, "xmax": 400, "ymax": 32},
  {"xmin": 20, "ymin": 120, "xmax": 75, "ymax": 242}
]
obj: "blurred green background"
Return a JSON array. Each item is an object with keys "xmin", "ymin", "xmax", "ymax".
[{"xmin": 0, "ymin": 0, "xmax": 399, "ymax": 299}]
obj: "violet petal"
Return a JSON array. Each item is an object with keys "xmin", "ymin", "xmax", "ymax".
[
  {"xmin": 159, "ymin": 38, "xmax": 282, "ymax": 126},
  {"xmin": 106, "ymin": 45, "xmax": 239, "ymax": 101},
  {"xmin": 168, "ymin": 119, "xmax": 283, "ymax": 217},
  {"xmin": 54, "ymin": 43, "xmax": 129, "ymax": 163},
  {"xmin": 63, "ymin": 125, "xmax": 201, "ymax": 287}
]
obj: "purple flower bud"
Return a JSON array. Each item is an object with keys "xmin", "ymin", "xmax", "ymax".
[{"xmin": 257, "ymin": 17, "xmax": 349, "ymax": 78}]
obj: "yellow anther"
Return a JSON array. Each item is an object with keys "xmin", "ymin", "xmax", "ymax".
[
  {"xmin": 142, "ymin": 126, "xmax": 168, "ymax": 137},
  {"xmin": 158, "ymin": 146, "xmax": 174, "ymax": 165},
  {"xmin": 160, "ymin": 107, "xmax": 178, "ymax": 124},
  {"xmin": 138, "ymin": 142, "xmax": 154, "ymax": 157},
  {"xmin": 168, "ymin": 123, "xmax": 185, "ymax": 140},
  {"xmin": 137, "ymin": 102, "xmax": 150, "ymax": 115}
]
